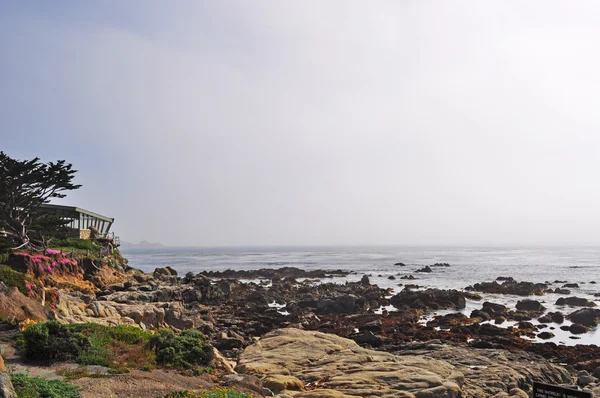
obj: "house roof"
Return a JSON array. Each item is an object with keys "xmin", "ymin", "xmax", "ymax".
[{"xmin": 39, "ymin": 204, "xmax": 114, "ymax": 223}]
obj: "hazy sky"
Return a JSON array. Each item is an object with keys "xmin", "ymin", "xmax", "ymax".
[{"xmin": 2, "ymin": 1, "xmax": 600, "ymax": 246}]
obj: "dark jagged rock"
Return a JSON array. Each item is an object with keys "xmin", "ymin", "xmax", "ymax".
[
  {"xmin": 431, "ymin": 263, "xmax": 450, "ymax": 267},
  {"xmin": 473, "ymin": 301, "xmax": 546, "ymax": 322},
  {"xmin": 394, "ymin": 262, "xmax": 406, "ymax": 266},
  {"xmin": 400, "ymin": 275, "xmax": 415, "ymax": 280},
  {"xmin": 512, "ymin": 313, "xmax": 533, "ymax": 321},
  {"xmin": 464, "ymin": 292, "xmax": 482, "ymax": 301},
  {"xmin": 538, "ymin": 331, "xmax": 555, "ymax": 340},
  {"xmin": 427, "ymin": 313, "xmax": 473, "ymax": 328},
  {"xmin": 553, "ymin": 288, "xmax": 571, "ymax": 295},
  {"xmin": 563, "ymin": 283, "xmax": 579, "ymax": 288},
  {"xmin": 153, "ymin": 266, "xmax": 177, "ymax": 278},
  {"xmin": 567, "ymin": 308, "xmax": 600, "ymax": 327},
  {"xmin": 516, "ymin": 299, "xmax": 545, "ymax": 313},
  {"xmin": 415, "ymin": 266, "xmax": 433, "ymax": 273},
  {"xmin": 359, "ymin": 319, "xmax": 382, "ymax": 333},
  {"xmin": 403, "ymin": 284, "xmax": 420, "ymax": 289},
  {"xmin": 467, "ymin": 279, "xmax": 547, "ymax": 296},
  {"xmin": 351, "ymin": 330, "xmax": 382, "ymax": 346},
  {"xmin": 556, "ymin": 297, "xmax": 597, "ymax": 307},
  {"xmin": 390, "ymin": 289, "xmax": 466, "ymax": 310},
  {"xmin": 470, "ymin": 309, "xmax": 492, "ymax": 321},
  {"xmin": 538, "ymin": 312, "xmax": 564, "ymax": 324},
  {"xmin": 387, "ymin": 275, "xmax": 396, "ymax": 280},
  {"xmin": 518, "ymin": 321, "xmax": 535, "ymax": 329},
  {"xmin": 496, "ymin": 276, "xmax": 515, "ymax": 281},
  {"xmin": 569, "ymin": 324, "xmax": 590, "ymax": 335},
  {"xmin": 317, "ymin": 295, "xmax": 357, "ymax": 314},
  {"xmin": 360, "ymin": 275, "xmax": 370, "ymax": 286},
  {"xmin": 481, "ymin": 302, "xmax": 508, "ymax": 317}
]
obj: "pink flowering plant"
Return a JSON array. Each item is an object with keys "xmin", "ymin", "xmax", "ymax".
[
  {"xmin": 1, "ymin": 253, "xmax": 63, "ymax": 308},
  {"xmin": 17, "ymin": 250, "xmax": 78, "ymax": 277}
]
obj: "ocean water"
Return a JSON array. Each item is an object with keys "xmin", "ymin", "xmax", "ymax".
[{"xmin": 122, "ymin": 245, "xmax": 600, "ymax": 346}]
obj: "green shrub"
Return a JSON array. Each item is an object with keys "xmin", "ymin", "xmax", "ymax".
[
  {"xmin": 22, "ymin": 321, "xmax": 89, "ymax": 362},
  {"xmin": 57, "ymin": 367, "xmax": 108, "ymax": 380},
  {"xmin": 76, "ymin": 344, "xmax": 112, "ymax": 367},
  {"xmin": 141, "ymin": 363, "xmax": 153, "ymax": 371},
  {"xmin": 20, "ymin": 322, "xmax": 213, "ymax": 372},
  {"xmin": 51, "ymin": 238, "xmax": 98, "ymax": 252},
  {"xmin": 163, "ymin": 388, "xmax": 253, "ymax": 398},
  {"xmin": 152, "ymin": 328, "xmax": 214, "ymax": 369},
  {"xmin": 78, "ymin": 323, "xmax": 154, "ymax": 367},
  {"xmin": 108, "ymin": 324, "xmax": 153, "ymax": 345},
  {"xmin": 0, "ymin": 266, "xmax": 29, "ymax": 295},
  {"xmin": 21, "ymin": 322, "xmax": 155, "ymax": 370},
  {"xmin": 0, "ymin": 237, "xmax": 14, "ymax": 257},
  {"xmin": 10, "ymin": 373, "xmax": 80, "ymax": 398},
  {"xmin": 0, "ymin": 253, "xmax": 9, "ymax": 265}
]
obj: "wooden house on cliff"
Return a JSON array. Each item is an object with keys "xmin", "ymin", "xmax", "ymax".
[{"xmin": 38, "ymin": 204, "xmax": 120, "ymax": 247}]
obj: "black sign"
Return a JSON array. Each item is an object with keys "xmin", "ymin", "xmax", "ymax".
[{"xmin": 533, "ymin": 382, "xmax": 591, "ymax": 398}]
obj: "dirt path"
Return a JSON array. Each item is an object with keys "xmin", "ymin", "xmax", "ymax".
[{"xmin": 71, "ymin": 369, "xmax": 216, "ymax": 398}]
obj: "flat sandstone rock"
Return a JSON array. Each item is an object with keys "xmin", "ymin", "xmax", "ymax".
[{"xmin": 236, "ymin": 328, "xmax": 464, "ymax": 398}]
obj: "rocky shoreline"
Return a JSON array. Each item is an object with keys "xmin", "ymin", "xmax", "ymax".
[{"xmin": 0, "ymin": 252, "xmax": 599, "ymax": 397}]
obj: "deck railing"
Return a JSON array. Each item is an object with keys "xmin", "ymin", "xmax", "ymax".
[{"xmin": 96, "ymin": 231, "xmax": 120, "ymax": 247}]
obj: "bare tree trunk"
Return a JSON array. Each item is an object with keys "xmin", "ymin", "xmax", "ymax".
[{"xmin": 3, "ymin": 216, "xmax": 30, "ymax": 249}]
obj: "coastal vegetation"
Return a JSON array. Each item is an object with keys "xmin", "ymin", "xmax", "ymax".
[
  {"xmin": 152, "ymin": 328, "xmax": 214, "ymax": 370},
  {"xmin": 17, "ymin": 321, "xmax": 213, "ymax": 373},
  {"xmin": 163, "ymin": 388, "xmax": 253, "ymax": 398},
  {"xmin": 0, "ymin": 266, "xmax": 31, "ymax": 295},
  {"xmin": 10, "ymin": 373, "xmax": 80, "ymax": 398}
]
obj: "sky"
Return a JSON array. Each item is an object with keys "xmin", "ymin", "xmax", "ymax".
[{"xmin": 2, "ymin": 1, "xmax": 600, "ymax": 246}]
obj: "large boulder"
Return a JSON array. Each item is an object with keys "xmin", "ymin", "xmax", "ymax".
[
  {"xmin": 236, "ymin": 328, "xmax": 463, "ymax": 397},
  {"xmin": 317, "ymin": 295, "xmax": 358, "ymax": 314},
  {"xmin": 153, "ymin": 266, "xmax": 178, "ymax": 283},
  {"xmin": 538, "ymin": 312, "xmax": 564, "ymax": 324},
  {"xmin": 393, "ymin": 341, "xmax": 571, "ymax": 397},
  {"xmin": 515, "ymin": 299, "xmax": 545, "ymax": 313},
  {"xmin": 481, "ymin": 302, "xmax": 508, "ymax": 317},
  {"xmin": 555, "ymin": 297, "xmax": 597, "ymax": 307},
  {"xmin": 113, "ymin": 304, "xmax": 165, "ymax": 328},
  {"xmin": 570, "ymin": 324, "xmax": 590, "ymax": 335},
  {"xmin": 568, "ymin": 308, "xmax": 600, "ymax": 327},
  {"xmin": 470, "ymin": 309, "xmax": 492, "ymax": 322},
  {"xmin": 0, "ymin": 285, "xmax": 47, "ymax": 322}
]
